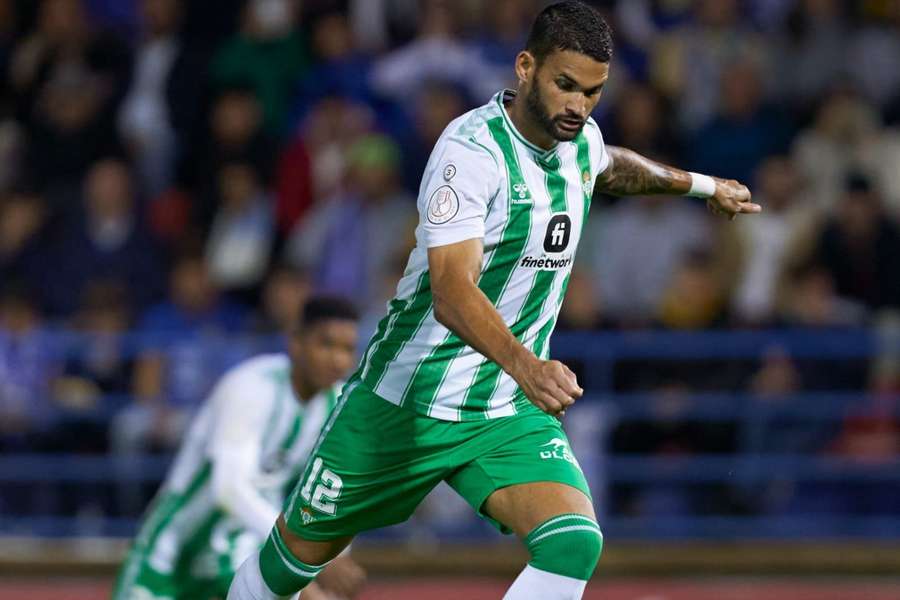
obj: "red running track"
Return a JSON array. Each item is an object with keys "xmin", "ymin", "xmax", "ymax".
[{"xmin": 1, "ymin": 576, "xmax": 898, "ymax": 599}]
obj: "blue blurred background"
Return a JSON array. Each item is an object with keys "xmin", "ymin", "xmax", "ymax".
[{"xmin": 1, "ymin": 0, "xmax": 899, "ymax": 571}]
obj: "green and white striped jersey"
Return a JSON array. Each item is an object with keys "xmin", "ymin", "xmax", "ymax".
[
  {"xmin": 122, "ymin": 354, "xmax": 340, "ymax": 587},
  {"xmin": 358, "ymin": 89, "xmax": 609, "ymax": 421}
]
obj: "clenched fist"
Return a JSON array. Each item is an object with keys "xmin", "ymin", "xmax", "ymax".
[{"xmin": 513, "ymin": 357, "xmax": 583, "ymax": 416}]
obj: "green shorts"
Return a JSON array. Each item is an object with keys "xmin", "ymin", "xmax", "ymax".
[{"xmin": 284, "ymin": 378, "xmax": 591, "ymax": 541}]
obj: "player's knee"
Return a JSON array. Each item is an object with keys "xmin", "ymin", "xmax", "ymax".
[{"xmin": 525, "ymin": 513, "xmax": 603, "ymax": 581}]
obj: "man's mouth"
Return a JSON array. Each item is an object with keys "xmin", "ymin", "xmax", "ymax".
[{"xmin": 556, "ymin": 117, "xmax": 584, "ymax": 132}]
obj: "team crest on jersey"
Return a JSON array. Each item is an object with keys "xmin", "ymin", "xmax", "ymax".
[
  {"xmin": 582, "ymin": 170, "xmax": 592, "ymax": 196},
  {"xmin": 443, "ymin": 163, "xmax": 457, "ymax": 181},
  {"xmin": 427, "ymin": 185, "xmax": 459, "ymax": 224},
  {"xmin": 512, "ymin": 182, "xmax": 531, "ymax": 203}
]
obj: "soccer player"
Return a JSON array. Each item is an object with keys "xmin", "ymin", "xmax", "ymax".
[
  {"xmin": 228, "ymin": 3, "xmax": 760, "ymax": 600},
  {"xmin": 114, "ymin": 297, "xmax": 366, "ymax": 600}
]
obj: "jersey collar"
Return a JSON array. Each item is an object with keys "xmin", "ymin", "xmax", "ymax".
[{"xmin": 496, "ymin": 89, "xmax": 559, "ymax": 162}]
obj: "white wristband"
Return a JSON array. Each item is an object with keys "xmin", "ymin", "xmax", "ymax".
[{"xmin": 686, "ymin": 172, "xmax": 716, "ymax": 198}]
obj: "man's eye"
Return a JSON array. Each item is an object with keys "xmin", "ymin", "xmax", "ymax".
[{"xmin": 557, "ymin": 80, "xmax": 573, "ymax": 91}]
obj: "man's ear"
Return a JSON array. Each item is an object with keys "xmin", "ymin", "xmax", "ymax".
[{"xmin": 515, "ymin": 50, "xmax": 536, "ymax": 85}]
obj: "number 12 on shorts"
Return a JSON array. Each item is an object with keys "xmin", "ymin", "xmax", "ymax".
[{"xmin": 299, "ymin": 457, "xmax": 343, "ymax": 515}]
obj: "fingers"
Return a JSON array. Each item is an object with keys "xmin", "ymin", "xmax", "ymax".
[{"xmin": 709, "ymin": 179, "xmax": 760, "ymax": 220}]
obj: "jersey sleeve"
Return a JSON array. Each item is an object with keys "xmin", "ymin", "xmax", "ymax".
[
  {"xmin": 206, "ymin": 368, "xmax": 281, "ymax": 538},
  {"xmin": 418, "ymin": 135, "xmax": 501, "ymax": 248}
]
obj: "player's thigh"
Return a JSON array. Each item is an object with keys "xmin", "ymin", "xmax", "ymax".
[
  {"xmin": 484, "ymin": 481, "xmax": 594, "ymax": 538},
  {"xmin": 447, "ymin": 408, "xmax": 594, "ymax": 536},
  {"xmin": 283, "ymin": 379, "xmax": 448, "ymax": 548}
]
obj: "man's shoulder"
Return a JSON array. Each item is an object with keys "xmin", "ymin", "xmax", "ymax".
[
  {"xmin": 433, "ymin": 99, "xmax": 504, "ymax": 163},
  {"xmin": 220, "ymin": 353, "xmax": 290, "ymax": 390}
]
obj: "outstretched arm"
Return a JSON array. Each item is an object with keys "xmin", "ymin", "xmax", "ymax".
[{"xmin": 594, "ymin": 145, "xmax": 761, "ymax": 219}]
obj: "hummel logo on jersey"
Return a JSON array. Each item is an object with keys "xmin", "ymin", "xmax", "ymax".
[
  {"xmin": 543, "ymin": 214, "xmax": 571, "ymax": 252},
  {"xmin": 539, "ymin": 437, "xmax": 577, "ymax": 465},
  {"xmin": 512, "ymin": 182, "xmax": 531, "ymax": 202}
]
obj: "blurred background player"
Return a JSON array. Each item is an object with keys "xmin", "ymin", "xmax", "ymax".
[{"xmin": 113, "ymin": 296, "xmax": 365, "ymax": 600}]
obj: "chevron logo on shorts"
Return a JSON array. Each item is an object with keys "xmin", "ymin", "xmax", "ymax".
[{"xmin": 539, "ymin": 437, "xmax": 578, "ymax": 465}]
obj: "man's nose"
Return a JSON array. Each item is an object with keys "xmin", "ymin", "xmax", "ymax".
[{"xmin": 565, "ymin": 96, "xmax": 588, "ymax": 118}]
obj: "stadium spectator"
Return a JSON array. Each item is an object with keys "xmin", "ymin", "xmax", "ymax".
[
  {"xmin": 470, "ymin": 0, "xmax": 533, "ymax": 92},
  {"xmin": 687, "ymin": 57, "xmax": 793, "ymax": 185},
  {"xmin": 792, "ymin": 89, "xmax": 900, "ymax": 214},
  {"xmin": 51, "ymin": 281, "xmax": 134, "ymax": 445},
  {"xmin": 190, "ymin": 84, "xmax": 276, "ymax": 228},
  {"xmin": 117, "ymin": 0, "xmax": 184, "ymax": 198},
  {"xmin": 211, "ymin": 0, "xmax": 308, "ymax": 134},
  {"xmin": 778, "ymin": 263, "xmax": 867, "ymax": 329},
  {"xmin": 205, "ymin": 160, "xmax": 275, "ymax": 301},
  {"xmin": 0, "ymin": 186, "xmax": 52, "ymax": 299},
  {"xmin": 0, "ymin": 283, "xmax": 55, "ymax": 450},
  {"xmin": 290, "ymin": 93, "xmax": 374, "ymax": 204},
  {"xmin": 658, "ymin": 248, "xmax": 728, "ymax": 330},
  {"xmin": 584, "ymin": 196, "xmax": 711, "ymax": 325},
  {"xmin": 847, "ymin": 5, "xmax": 900, "ymax": 111},
  {"xmin": 44, "ymin": 158, "xmax": 164, "ymax": 316},
  {"xmin": 288, "ymin": 8, "xmax": 375, "ymax": 127},
  {"xmin": 729, "ymin": 156, "xmax": 812, "ymax": 324},
  {"xmin": 272, "ymin": 130, "xmax": 314, "ymax": 235},
  {"xmin": 285, "ymin": 134, "xmax": 416, "ymax": 313},
  {"xmin": 12, "ymin": 0, "xmax": 131, "ymax": 192},
  {"xmin": 650, "ymin": 0, "xmax": 768, "ymax": 132},
  {"xmin": 811, "ymin": 174, "xmax": 900, "ymax": 310},
  {"xmin": 603, "ymin": 81, "xmax": 680, "ymax": 162},
  {"xmin": 772, "ymin": 0, "xmax": 848, "ymax": 114},
  {"xmin": 369, "ymin": 0, "xmax": 497, "ymax": 106}
]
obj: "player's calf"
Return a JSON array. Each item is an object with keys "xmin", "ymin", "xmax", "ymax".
[
  {"xmin": 504, "ymin": 513, "xmax": 603, "ymax": 600},
  {"xmin": 227, "ymin": 518, "xmax": 351, "ymax": 599}
]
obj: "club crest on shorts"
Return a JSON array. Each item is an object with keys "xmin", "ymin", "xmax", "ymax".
[
  {"xmin": 300, "ymin": 507, "xmax": 315, "ymax": 525},
  {"xmin": 427, "ymin": 185, "xmax": 459, "ymax": 224}
]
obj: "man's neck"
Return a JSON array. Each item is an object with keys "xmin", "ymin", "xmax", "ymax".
[
  {"xmin": 505, "ymin": 89, "xmax": 557, "ymax": 151},
  {"xmin": 290, "ymin": 367, "xmax": 317, "ymax": 404}
]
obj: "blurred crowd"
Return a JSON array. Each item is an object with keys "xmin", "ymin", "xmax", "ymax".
[{"xmin": 1, "ymin": 0, "xmax": 900, "ymax": 527}]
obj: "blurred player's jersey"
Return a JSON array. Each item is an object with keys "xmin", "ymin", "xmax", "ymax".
[
  {"xmin": 114, "ymin": 354, "xmax": 340, "ymax": 599},
  {"xmin": 357, "ymin": 89, "xmax": 609, "ymax": 421}
]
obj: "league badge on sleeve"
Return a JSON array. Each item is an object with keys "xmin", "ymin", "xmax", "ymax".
[
  {"xmin": 443, "ymin": 164, "xmax": 457, "ymax": 181},
  {"xmin": 427, "ymin": 185, "xmax": 460, "ymax": 224}
]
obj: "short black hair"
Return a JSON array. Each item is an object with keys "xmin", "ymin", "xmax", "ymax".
[
  {"xmin": 300, "ymin": 296, "xmax": 359, "ymax": 331},
  {"xmin": 526, "ymin": 1, "xmax": 613, "ymax": 64}
]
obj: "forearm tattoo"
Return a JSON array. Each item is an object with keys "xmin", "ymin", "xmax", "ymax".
[{"xmin": 593, "ymin": 146, "xmax": 691, "ymax": 197}]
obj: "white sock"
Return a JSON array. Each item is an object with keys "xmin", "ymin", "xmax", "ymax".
[
  {"xmin": 503, "ymin": 564, "xmax": 587, "ymax": 600},
  {"xmin": 227, "ymin": 551, "xmax": 299, "ymax": 600}
]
